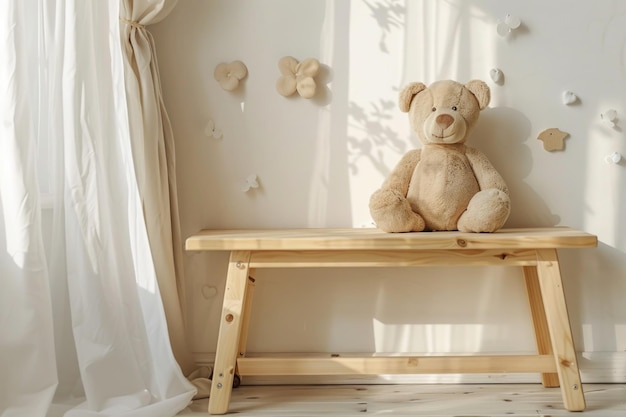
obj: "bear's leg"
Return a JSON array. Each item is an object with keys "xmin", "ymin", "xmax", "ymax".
[
  {"xmin": 457, "ymin": 189, "xmax": 510, "ymax": 233},
  {"xmin": 369, "ymin": 188, "xmax": 426, "ymax": 233}
]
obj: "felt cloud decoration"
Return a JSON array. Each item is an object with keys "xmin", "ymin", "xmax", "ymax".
[
  {"xmin": 276, "ymin": 56, "xmax": 320, "ymax": 99},
  {"xmin": 214, "ymin": 60, "xmax": 248, "ymax": 91}
]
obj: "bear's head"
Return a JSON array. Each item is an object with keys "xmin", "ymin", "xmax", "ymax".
[{"xmin": 399, "ymin": 79, "xmax": 490, "ymax": 145}]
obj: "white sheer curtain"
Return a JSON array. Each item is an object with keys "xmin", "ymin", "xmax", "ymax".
[{"xmin": 0, "ymin": 0, "xmax": 195, "ymax": 416}]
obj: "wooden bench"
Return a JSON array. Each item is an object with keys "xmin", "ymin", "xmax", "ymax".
[{"xmin": 185, "ymin": 227, "xmax": 597, "ymax": 414}]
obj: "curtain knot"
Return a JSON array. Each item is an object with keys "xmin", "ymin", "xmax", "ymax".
[{"xmin": 120, "ymin": 17, "xmax": 145, "ymax": 30}]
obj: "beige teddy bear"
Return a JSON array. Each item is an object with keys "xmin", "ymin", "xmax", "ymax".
[{"xmin": 369, "ymin": 79, "xmax": 510, "ymax": 233}]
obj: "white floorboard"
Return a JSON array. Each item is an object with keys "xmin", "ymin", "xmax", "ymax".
[{"xmin": 178, "ymin": 384, "xmax": 626, "ymax": 416}]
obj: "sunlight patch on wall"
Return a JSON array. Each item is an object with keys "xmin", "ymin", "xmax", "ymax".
[
  {"xmin": 402, "ymin": 2, "xmax": 496, "ymax": 85},
  {"xmin": 585, "ymin": 324, "xmax": 626, "ymax": 353},
  {"xmin": 584, "ymin": 103, "xmax": 624, "ymax": 250},
  {"xmin": 346, "ymin": 0, "xmax": 410, "ymax": 227},
  {"xmin": 373, "ymin": 319, "xmax": 485, "ymax": 353},
  {"xmin": 582, "ymin": 323, "xmax": 595, "ymax": 352},
  {"xmin": 307, "ymin": 0, "xmax": 335, "ymax": 227},
  {"xmin": 346, "ymin": 1, "xmax": 499, "ymax": 227}
]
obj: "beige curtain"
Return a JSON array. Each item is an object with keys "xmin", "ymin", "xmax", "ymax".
[{"xmin": 119, "ymin": 0, "xmax": 211, "ymax": 397}]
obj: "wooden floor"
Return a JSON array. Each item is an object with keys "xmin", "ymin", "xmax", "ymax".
[{"xmin": 178, "ymin": 383, "xmax": 626, "ymax": 416}]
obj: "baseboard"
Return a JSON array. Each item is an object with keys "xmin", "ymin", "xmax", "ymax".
[{"xmin": 192, "ymin": 351, "xmax": 626, "ymax": 385}]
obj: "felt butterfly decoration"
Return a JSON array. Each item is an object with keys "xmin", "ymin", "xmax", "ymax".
[
  {"xmin": 241, "ymin": 174, "xmax": 259, "ymax": 193},
  {"xmin": 204, "ymin": 120, "xmax": 223, "ymax": 139},
  {"xmin": 276, "ymin": 56, "xmax": 320, "ymax": 99},
  {"xmin": 496, "ymin": 14, "xmax": 521, "ymax": 37}
]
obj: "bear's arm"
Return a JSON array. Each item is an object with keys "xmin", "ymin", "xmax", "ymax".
[
  {"xmin": 465, "ymin": 147, "xmax": 509, "ymax": 195},
  {"xmin": 380, "ymin": 149, "xmax": 421, "ymax": 195}
]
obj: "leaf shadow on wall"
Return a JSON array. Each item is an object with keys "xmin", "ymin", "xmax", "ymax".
[
  {"xmin": 471, "ymin": 107, "xmax": 561, "ymax": 228},
  {"xmin": 363, "ymin": 0, "xmax": 405, "ymax": 54},
  {"xmin": 347, "ymin": 97, "xmax": 411, "ymax": 178}
]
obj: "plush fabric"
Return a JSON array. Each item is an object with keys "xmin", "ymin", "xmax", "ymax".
[{"xmin": 370, "ymin": 80, "xmax": 510, "ymax": 233}]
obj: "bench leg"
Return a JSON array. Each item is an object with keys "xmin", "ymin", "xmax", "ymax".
[
  {"xmin": 523, "ymin": 265, "xmax": 560, "ymax": 387},
  {"xmin": 233, "ymin": 274, "xmax": 256, "ymax": 387},
  {"xmin": 238, "ymin": 274, "xmax": 256, "ymax": 359},
  {"xmin": 535, "ymin": 249, "xmax": 585, "ymax": 411},
  {"xmin": 208, "ymin": 251, "xmax": 251, "ymax": 415}
]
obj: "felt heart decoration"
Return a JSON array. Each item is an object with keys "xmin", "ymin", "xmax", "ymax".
[
  {"xmin": 201, "ymin": 285, "xmax": 217, "ymax": 299},
  {"xmin": 489, "ymin": 68, "xmax": 503, "ymax": 83}
]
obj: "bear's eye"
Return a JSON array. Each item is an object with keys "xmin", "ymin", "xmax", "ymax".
[
  {"xmin": 431, "ymin": 107, "xmax": 436, "ymax": 112},
  {"xmin": 452, "ymin": 106, "xmax": 458, "ymax": 111}
]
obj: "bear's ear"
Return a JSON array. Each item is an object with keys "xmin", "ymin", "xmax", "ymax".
[
  {"xmin": 465, "ymin": 80, "xmax": 490, "ymax": 110},
  {"xmin": 399, "ymin": 82, "xmax": 427, "ymax": 113}
]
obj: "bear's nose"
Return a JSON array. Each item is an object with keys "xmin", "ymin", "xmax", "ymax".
[{"xmin": 435, "ymin": 114, "xmax": 454, "ymax": 130}]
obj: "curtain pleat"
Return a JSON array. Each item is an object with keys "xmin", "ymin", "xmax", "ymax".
[
  {"xmin": 0, "ymin": 2, "xmax": 59, "ymax": 415},
  {"xmin": 119, "ymin": 0, "xmax": 212, "ymax": 398}
]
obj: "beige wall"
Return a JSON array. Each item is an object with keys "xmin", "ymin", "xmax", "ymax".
[{"xmin": 151, "ymin": 0, "xmax": 626, "ymax": 382}]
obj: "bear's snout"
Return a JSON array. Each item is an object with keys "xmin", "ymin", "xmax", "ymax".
[{"xmin": 435, "ymin": 114, "xmax": 454, "ymax": 130}]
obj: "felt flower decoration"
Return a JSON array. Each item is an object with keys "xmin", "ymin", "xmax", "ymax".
[
  {"xmin": 276, "ymin": 56, "xmax": 320, "ymax": 99},
  {"xmin": 214, "ymin": 60, "xmax": 248, "ymax": 91}
]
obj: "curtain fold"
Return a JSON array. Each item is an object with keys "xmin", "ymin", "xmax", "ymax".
[
  {"xmin": 118, "ymin": 0, "xmax": 212, "ymax": 398},
  {"xmin": 0, "ymin": 0, "xmax": 197, "ymax": 415},
  {"xmin": 118, "ymin": 0, "xmax": 192, "ymax": 375}
]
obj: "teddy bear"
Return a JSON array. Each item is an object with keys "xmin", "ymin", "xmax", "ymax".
[{"xmin": 369, "ymin": 79, "xmax": 510, "ymax": 233}]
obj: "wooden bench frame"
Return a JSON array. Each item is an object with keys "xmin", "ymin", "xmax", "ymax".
[{"xmin": 185, "ymin": 227, "xmax": 597, "ymax": 414}]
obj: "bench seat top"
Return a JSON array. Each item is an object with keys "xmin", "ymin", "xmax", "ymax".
[{"xmin": 185, "ymin": 227, "xmax": 597, "ymax": 251}]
